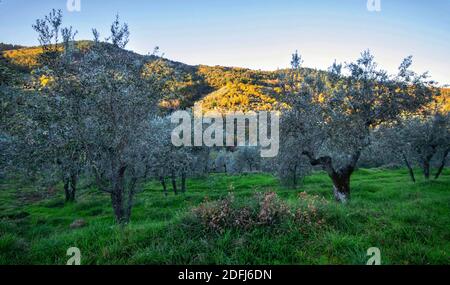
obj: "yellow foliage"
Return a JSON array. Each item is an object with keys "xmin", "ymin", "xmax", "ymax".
[
  {"xmin": 1, "ymin": 46, "xmax": 54, "ymax": 69},
  {"xmin": 198, "ymin": 82, "xmax": 281, "ymax": 113},
  {"xmin": 39, "ymin": 75, "xmax": 52, "ymax": 87}
]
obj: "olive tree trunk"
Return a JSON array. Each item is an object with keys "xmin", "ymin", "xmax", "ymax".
[
  {"xmin": 303, "ymin": 151, "xmax": 360, "ymax": 204},
  {"xmin": 63, "ymin": 173, "xmax": 77, "ymax": 203},
  {"xmin": 181, "ymin": 172, "xmax": 187, "ymax": 193},
  {"xmin": 423, "ymin": 159, "xmax": 431, "ymax": 180},
  {"xmin": 171, "ymin": 171, "xmax": 178, "ymax": 195},
  {"xmin": 159, "ymin": 176, "xmax": 168, "ymax": 196},
  {"xmin": 109, "ymin": 166, "xmax": 136, "ymax": 225},
  {"xmin": 435, "ymin": 148, "xmax": 449, "ymax": 180},
  {"xmin": 329, "ymin": 170, "xmax": 351, "ymax": 203},
  {"xmin": 402, "ymin": 153, "xmax": 416, "ymax": 183}
]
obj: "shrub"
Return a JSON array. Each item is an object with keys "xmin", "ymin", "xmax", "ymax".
[
  {"xmin": 188, "ymin": 191, "xmax": 327, "ymax": 233},
  {"xmin": 257, "ymin": 192, "xmax": 292, "ymax": 226},
  {"xmin": 191, "ymin": 194, "xmax": 235, "ymax": 232},
  {"xmin": 295, "ymin": 192, "xmax": 327, "ymax": 230}
]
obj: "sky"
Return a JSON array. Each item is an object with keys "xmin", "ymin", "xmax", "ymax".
[{"xmin": 0, "ymin": 0, "xmax": 449, "ymax": 85}]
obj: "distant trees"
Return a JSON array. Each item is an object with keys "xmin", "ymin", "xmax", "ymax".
[
  {"xmin": 403, "ymin": 98, "xmax": 450, "ymax": 180},
  {"xmin": 277, "ymin": 136, "xmax": 311, "ymax": 188},
  {"xmin": 234, "ymin": 147, "xmax": 261, "ymax": 172},
  {"xmin": 404, "ymin": 114, "xmax": 449, "ymax": 180},
  {"xmin": 375, "ymin": 111, "xmax": 450, "ymax": 181},
  {"xmin": 0, "ymin": 43, "xmax": 26, "ymax": 52},
  {"xmin": 148, "ymin": 117, "xmax": 195, "ymax": 196},
  {"xmin": 213, "ymin": 150, "xmax": 230, "ymax": 173},
  {"xmin": 280, "ymin": 50, "xmax": 435, "ymax": 202}
]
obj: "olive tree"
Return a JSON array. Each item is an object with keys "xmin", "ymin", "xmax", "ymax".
[
  {"xmin": 281, "ymin": 51, "xmax": 434, "ymax": 202},
  {"xmin": 5, "ymin": 9, "xmax": 86, "ymax": 202},
  {"xmin": 148, "ymin": 116, "xmax": 195, "ymax": 196},
  {"xmin": 277, "ymin": 135, "xmax": 311, "ymax": 188},
  {"xmin": 234, "ymin": 146, "xmax": 261, "ymax": 172},
  {"xmin": 400, "ymin": 114, "xmax": 449, "ymax": 180},
  {"xmin": 374, "ymin": 94, "xmax": 449, "ymax": 181},
  {"xmin": 372, "ymin": 124, "xmax": 418, "ymax": 182},
  {"xmin": 77, "ymin": 17, "xmax": 166, "ymax": 223}
]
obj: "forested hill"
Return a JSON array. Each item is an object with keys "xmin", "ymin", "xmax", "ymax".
[
  {"xmin": 1, "ymin": 41, "xmax": 448, "ymax": 113},
  {"xmin": 1, "ymin": 41, "xmax": 317, "ymax": 112}
]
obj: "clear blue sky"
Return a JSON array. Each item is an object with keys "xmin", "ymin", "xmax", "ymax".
[{"xmin": 0, "ymin": 0, "xmax": 449, "ymax": 84}]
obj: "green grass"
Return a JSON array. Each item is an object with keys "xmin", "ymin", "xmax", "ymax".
[{"xmin": 0, "ymin": 168, "xmax": 449, "ymax": 265}]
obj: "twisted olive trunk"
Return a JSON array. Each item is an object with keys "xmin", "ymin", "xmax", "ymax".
[
  {"xmin": 329, "ymin": 170, "xmax": 351, "ymax": 203},
  {"xmin": 303, "ymin": 151, "xmax": 360, "ymax": 203}
]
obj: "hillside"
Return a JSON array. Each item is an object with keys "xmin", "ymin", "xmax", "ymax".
[
  {"xmin": 0, "ymin": 42, "xmax": 286, "ymax": 112},
  {"xmin": 1, "ymin": 42, "xmax": 449, "ymax": 113},
  {"xmin": 198, "ymin": 83, "xmax": 280, "ymax": 112},
  {"xmin": 438, "ymin": 88, "xmax": 450, "ymax": 112}
]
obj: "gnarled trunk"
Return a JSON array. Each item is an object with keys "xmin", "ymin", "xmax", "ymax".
[
  {"xmin": 302, "ymin": 150, "xmax": 359, "ymax": 204},
  {"xmin": 329, "ymin": 170, "xmax": 351, "ymax": 203}
]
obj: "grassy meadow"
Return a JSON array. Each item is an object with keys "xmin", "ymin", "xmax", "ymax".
[{"xmin": 0, "ymin": 168, "xmax": 449, "ymax": 265}]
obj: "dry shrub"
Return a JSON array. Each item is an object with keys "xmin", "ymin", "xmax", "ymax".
[
  {"xmin": 295, "ymin": 192, "xmax": 327, "ymax": 230},
  {"xmin": 257, "ymin": 192, "xmax": 292, "ymax": 226},
  {"xmin": 192, "ymin": 194, "xmax": 234, "ymax": 232},
  {"xmin": 189, "ymin": 191, "xmax": 327, "ymax": 232}
]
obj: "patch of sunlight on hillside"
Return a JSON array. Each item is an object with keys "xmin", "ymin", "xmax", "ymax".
[
  {"xmin": 437, "ymin": 88, "xmax": 450, "ymax": 113},
  {"xmin": 2, "ymin": 46, "xmax": 45, "ymax": 69},
  {"xmin": 1, "ymin": 41, "xmax": 93, "ymax": 70},
  {"xmin": 198, "ymin": 82, "xmax": 285, "ymax": 113}
]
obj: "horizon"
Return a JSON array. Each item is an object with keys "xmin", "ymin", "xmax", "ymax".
[{"xmin": 0, "ymin": 0, "xmax": 449, "ymax": 85}]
